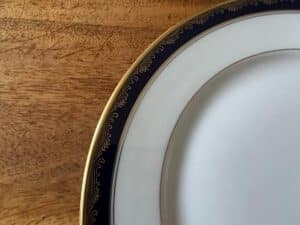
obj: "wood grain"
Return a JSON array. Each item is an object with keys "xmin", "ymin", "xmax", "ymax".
[{"xmin": 0, "ymin": 1, "xmax": 224, "ymax": 224}]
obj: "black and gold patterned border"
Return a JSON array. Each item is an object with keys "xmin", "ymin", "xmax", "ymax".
[{"xmin": 80, "ymin": 1, "xmax": 300, "ymax": 224}]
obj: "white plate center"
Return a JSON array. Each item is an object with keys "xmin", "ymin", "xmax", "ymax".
[{"xmin": 162, "ymin": 50, "xmax": 300, "ymax": 225}]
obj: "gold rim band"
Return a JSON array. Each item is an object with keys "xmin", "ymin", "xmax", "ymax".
[{"xmin": 79, "ymin": 0, "xmax": 287, "ymax": 224}]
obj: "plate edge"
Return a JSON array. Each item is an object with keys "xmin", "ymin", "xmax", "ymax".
[{"xmin": 79, "ymin": 1, "xmax": 300, "ymax": 225}]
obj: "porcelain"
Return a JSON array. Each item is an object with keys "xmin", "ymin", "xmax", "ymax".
[
  {"xmin": 163, "ymin": 50, "xmax": 300, "ymax": 225},
  {"xmin": 81, "ymin": 2, "xmax": 300, "ymax": 225}
]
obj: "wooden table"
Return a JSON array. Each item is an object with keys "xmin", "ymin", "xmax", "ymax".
[{"xmin": 0, "ymin": 1, "xmax": 223, "ymax": 224}]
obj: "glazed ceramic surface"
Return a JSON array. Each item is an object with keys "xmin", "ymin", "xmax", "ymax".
[{"xmin": 81, "ymin": 2, "xmax": 300, "ymax": 225}]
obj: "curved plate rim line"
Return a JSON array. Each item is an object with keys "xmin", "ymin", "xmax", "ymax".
[{"xmin": 80, "ymin": 1, "xmax": 300, "ymax": 225}]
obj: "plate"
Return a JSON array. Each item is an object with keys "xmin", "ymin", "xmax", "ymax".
[{"xmin": 80, "ymin": 1, "xmax": 300, "ymax": 225}]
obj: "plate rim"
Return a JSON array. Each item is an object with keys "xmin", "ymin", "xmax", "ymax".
[{"xmin": 80, "ymin": 1, "xmax": 300, "ymax": 225}]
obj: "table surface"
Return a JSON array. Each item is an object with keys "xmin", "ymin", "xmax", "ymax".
[{"xmin": 0, "ymin": 0, "xmax": 223, "ymax": 224}]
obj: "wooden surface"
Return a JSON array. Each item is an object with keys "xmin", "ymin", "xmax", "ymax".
[{"xmin": 0, "ymin": 1, "xmax": 223, "ymax": 224}]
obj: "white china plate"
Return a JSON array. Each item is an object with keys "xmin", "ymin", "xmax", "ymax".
[{"xmin": 81, "ymin": 2, "xmax": 300, "ymax": 225}]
